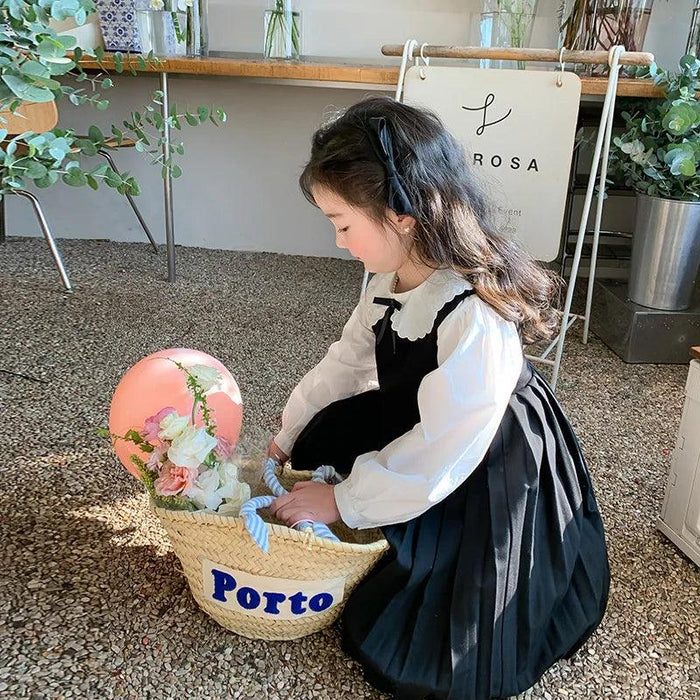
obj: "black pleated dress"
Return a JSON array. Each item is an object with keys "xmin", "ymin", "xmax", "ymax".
[{"xmin": 290, "ymin": 289, "xmax": 610, "ymax": 700}]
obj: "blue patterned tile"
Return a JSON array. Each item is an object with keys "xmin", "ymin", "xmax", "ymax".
[{"xmin": 94, "ymin": 0, "xmax": 142, "ymax": 52}]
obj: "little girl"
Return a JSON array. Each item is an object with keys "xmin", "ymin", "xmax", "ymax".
[{"xmin": 269, "ymin": 96, "xmax": 610, "ymax": 700}]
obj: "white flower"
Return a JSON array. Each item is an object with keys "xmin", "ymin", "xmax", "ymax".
[
  {"xmin": 177, "ymin": 0, "xmax": 194, "ymax": 11},
  {"xmin": 158, "ymin": 412, "xmax": 189, "ymax": 441},
  {"xmin": 187, "ymin": 461, "xmax": 252, "ymax": 513},
  {"xmin": 216, "ymin": 462, "xmax": 251, "ymax": 516},
  {"xmin": 150, "ymin": 0, "xmax": 165, "ymax": 10},
  {"xmin": 188, "ymin": 364, "xmax": 221, "ymax": 393},
  {"xmin": 217, "ymin": 482, "xmax": 252, "ymax": 517},
  {"xmin": 187, "ymin": 469, "xmax": 223, "ymax": 510},
  {"xmin": 218, "ymin": 459, "xmax": 240, "ymax": 485},
  {"xmin": 168, "ymin": 426, "xmax": 218, "ymax": 469}
]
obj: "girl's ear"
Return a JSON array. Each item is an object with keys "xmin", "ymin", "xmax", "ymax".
[
  {"xmin": 399, "ymin": 215, "xmax": 417, "ymax": 234},
  {"xmin": 387, "ymin": 208, "xmax": 417, "ymax": 234}
]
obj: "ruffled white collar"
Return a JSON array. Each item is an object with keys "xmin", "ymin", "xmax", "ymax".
[{"xmin": 365, "ymin": 268, "xmax": 474, "ymax": 341}]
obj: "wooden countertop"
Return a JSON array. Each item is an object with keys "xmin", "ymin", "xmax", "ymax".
[{"xmin": 76, "ymin": 51, "xmax": 667, "ymax": 98}]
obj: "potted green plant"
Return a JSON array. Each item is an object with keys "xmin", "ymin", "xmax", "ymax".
[
  {"xmin": 0, "ymin": 0, "xmax": 225, "ymax": 198},
  {"xmin": 608, "ymin": 54, "xmax": 700, "ymax": 311}
]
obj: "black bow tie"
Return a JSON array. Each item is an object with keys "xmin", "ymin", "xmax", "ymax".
[{"xmin": 373, "ymin": 297, "xmax": 403, "ymax": 353}]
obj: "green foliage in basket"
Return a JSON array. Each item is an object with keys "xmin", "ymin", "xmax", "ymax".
[
  {"xmin": 98, "ymin": 424, "xmax": 195, "ymax": 509},
  {"xmin": 0, "ymin": 0, "xmax": 226, "ymax": 196},
  {"xmin": 608, "ymin": 55, "xmax": 700, "ymax": 202}
]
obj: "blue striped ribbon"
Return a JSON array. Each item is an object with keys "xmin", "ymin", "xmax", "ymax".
[{"xmin": 238, "ymin": 458, "xmax": 343, "ymax": 553}]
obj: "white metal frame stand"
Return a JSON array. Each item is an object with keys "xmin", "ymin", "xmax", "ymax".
[{"xmin": 369, "ymin": 41, "xmax": 652, "ymax": 391}]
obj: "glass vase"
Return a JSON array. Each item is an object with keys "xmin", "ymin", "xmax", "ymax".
[
  {"xmin": 687, "ymin": 0, "xmax": 700, "ymax": 57},
  {"xmin": 263, "ymin": 1, "xmax": 302, "ymax": 60},
  {"xmin": 558, "ymin": 0, "xmax": 655, "ymax": 76},
  {"xmin": 135, "ymin": 0, "xmax": 208, "ymax": 57},
  {"xmin": 136, "ymin": 9, "xmax": 187, "ymax": 56},
  {"xmin": 479, "ymin": 0, "xmax": 539, "ymax": 70},
  {"xmin": 185, "ymin": 0, "xmax": 209, "ymax": 56}
]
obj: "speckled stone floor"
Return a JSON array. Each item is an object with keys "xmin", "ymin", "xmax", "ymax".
[{"xmin": 1, "ymin": 237, "xmax": 698, "ymax": 699}]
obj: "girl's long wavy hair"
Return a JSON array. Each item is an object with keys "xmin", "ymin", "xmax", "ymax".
[{"xmin": 299, "ymin": 95, "xmax": 561, "ymax": 344}]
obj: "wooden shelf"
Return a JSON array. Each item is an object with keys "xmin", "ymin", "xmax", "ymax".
[
  {"xmin": 75, "ymin": 51, "xmax": 399, "ymax": 86},
  {"xmin": 75, "ymin": 51, "xmax": 667, "ymax": 97},
  {"xmin": 581, "ymin": 77, "xmax": 663, "ymax": 98}
]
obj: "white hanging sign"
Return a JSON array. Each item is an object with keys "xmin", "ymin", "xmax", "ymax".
[
  {"xmin": 403, "ymin": 66, "xmax": 581, "ymax": 262},
  {"xmin": 201, "ymin": 558, "xmax": 346, "ymax": 620}
]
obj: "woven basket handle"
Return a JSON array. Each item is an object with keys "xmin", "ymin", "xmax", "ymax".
[{"xmin": 239, "ymin": 458, "xmax": 343, "ymax": 554}]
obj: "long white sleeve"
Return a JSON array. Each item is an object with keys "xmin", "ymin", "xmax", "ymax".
[
  {"xmin": 274, "ymin": 299, "xmax": 377, "ymax": 455},
  {"xmin": 333, "ymin": 296, "xmax": 523, "ymax": 529}
]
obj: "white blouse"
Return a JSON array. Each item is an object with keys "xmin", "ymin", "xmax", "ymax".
[{"xmin": 275, "ymin": 268, "xmax": 524, "ymax": 529}]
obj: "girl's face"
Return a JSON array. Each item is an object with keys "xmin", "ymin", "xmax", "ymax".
[{"xmin": 312, "ymin": 186, "xmax": 414, "ymax": 274}]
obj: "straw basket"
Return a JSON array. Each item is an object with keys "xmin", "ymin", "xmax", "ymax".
[{"xmin": 153, "ymin": 467, "xmax": 389, "ymax": 640}]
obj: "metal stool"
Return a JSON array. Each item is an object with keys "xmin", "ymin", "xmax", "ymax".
[{"xmin": 1, "ymin": 102, "xmax": 158, "ymax": 292}]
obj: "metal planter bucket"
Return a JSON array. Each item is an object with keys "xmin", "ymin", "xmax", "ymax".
[{"xmin": 628, "ymin": 194, "xmax": 700, "ymax": 311}]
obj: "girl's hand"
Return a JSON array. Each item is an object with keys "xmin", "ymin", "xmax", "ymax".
[
  {"xmin": 267, "ymin": 439, "xmax": 289, "ymax": 464},
  {"xmin": 270, "ymin": 482, "xmax": 341, "ymax": 526}
]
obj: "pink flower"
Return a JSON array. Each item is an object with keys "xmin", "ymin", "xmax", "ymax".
[
  {"xmin": 153, "ymin": 462, "xmax": 198, "ymax": 497},
  {"xmin": 215, "ymin": 437, "xmax": 233, "ymax": 460},
  {"xmin": 141, "ymin": 407, "xmax": 177, "ymax": 441},
  {"xmin": 146, "ymin": 442, "xmax": 169, "ymax": 472}
]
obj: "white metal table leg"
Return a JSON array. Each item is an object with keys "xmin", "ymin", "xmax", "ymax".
[{"xmin": 160, "ymin": 71, "xmax": 176, "ymax": 282}]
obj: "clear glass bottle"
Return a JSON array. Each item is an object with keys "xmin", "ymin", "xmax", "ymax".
[
  {"xmin": 185, "ymin": 0, "xmax": 209, "ymax": 57},
  {"xmin": 135, "ymin": 0, "xmax": 208, "ymax": 57},
  {"xmin": 263, "ymin": 0, "xmax": 302, "ymax": 60},
  {"xmin": 136, "ymin": 8, "xmax": 187, "ymax": 57},
  {"xmin": 479, "ymin": 0, "xmax": 540, "ymax": 70}
]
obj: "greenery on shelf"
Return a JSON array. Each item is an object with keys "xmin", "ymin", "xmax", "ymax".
[{"xmin": 0, "ymin": 0, "xmax": 226, "ymax": 196}]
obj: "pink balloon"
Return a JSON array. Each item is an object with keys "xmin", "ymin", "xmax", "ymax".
[{"xmin": 108, "ymin": 348, "xmax": 243, "ymax": 478}]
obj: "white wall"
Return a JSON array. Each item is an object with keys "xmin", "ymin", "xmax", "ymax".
[{"xmin": 5, "ymin": 0, "xmax": 696, "ymax": 259}]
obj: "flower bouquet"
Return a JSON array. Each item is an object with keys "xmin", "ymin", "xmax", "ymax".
[
  {"xmin": 103, "ymin": 353, "xmax": 388, "ymax": 640},
  {"xmin": 102, "ymin": 361, "xmax": 251, "ymax": 514}
]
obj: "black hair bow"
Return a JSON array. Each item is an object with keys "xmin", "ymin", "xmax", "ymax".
[{"xmin": 367, "ymin": 116, "xmax": 414, "ymax": 217}]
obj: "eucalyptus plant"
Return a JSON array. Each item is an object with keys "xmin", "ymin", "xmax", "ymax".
[
  {"xmin": 0, "ymin": 0, "xmax": 226, "ymax": 196},
  {"xmin": 608, "ymin": 55, "xmax": 700, "ymax": 202}
]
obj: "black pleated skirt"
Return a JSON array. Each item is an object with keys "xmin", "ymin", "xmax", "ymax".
[{"xmin": 291, "ymin": 365, "xmax": 610, "ymax": 700}]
